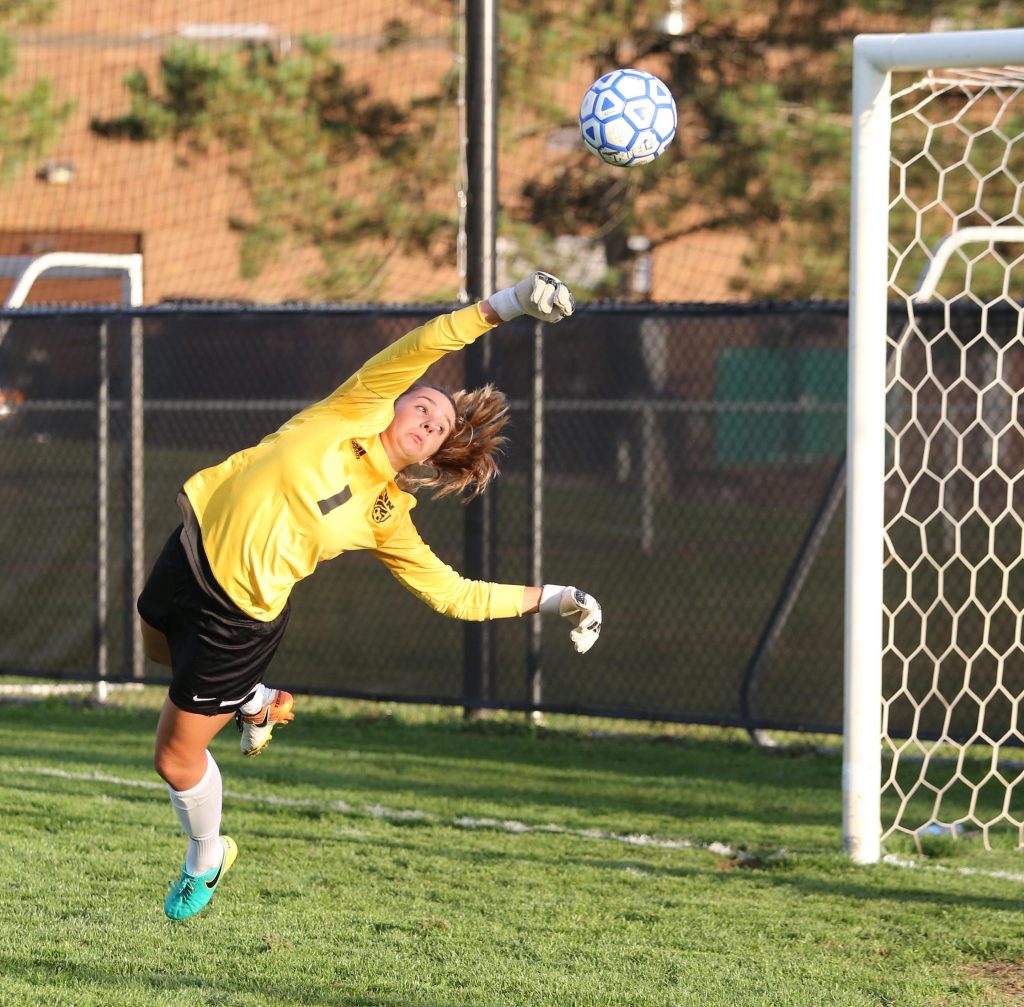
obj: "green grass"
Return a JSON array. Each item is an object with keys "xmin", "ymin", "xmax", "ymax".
[{"xmin": 2, "ymin": 692, "xmax": 1024, "ymax": 1006}]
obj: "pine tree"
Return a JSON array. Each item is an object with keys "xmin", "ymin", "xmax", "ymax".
[
  {"xmin": 91, "ymin": 1, "xmax": 1016, "ymax": 301},
  {"xmin": 0, "ymin": 1, "xmax": 73, "ymax": 184},
  {"xmin": 505, "ymin": 0, "xmax": 1017, "ymax": 299},
  {"xmin": 91, "ymin": 34, "xmax": 459, "ymax": 300}
]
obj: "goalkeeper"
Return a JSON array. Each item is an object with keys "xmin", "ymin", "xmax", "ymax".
[{"xmin": 136, "ymin": 270, "xmax": 603, "ymax": 922}]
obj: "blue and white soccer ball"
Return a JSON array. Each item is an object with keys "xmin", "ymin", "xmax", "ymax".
[{"xmin": 579, "ymin": 68, "xmax": 677, "ymax": 167}]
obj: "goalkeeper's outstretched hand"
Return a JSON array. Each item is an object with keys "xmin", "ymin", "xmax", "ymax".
[
  {"xmin": 539, "ymin": 584, "xmax": 602, "ymax": 654},
  {"xmin": 489, "ymin": 271, "xmax": 575, "ymax": 324}
]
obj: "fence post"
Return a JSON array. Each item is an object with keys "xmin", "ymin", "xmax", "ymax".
[
  {"xmin": 527, "ymin": 320, "xmax": 544, "ymax": 722},
  {"xmin": 640, "ymin": 404, "xmax": 656, "ymax": 553},
  {"xmin": 124, "ymin": 314, "xmax": 145, "ymax": 679},
  {"xmin": 94, "ymin": 321, "xmax": 110, "ymax": 702}
]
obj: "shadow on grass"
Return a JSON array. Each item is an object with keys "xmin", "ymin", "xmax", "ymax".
[
  {"xmin": 1, "ymin": 698, "xmax": 841, "ymax": 831},
  {"xmin": 317, "ymin": 830, "xmax": 1024, "ymax": 916},
  {"xmin": 0, "ymin": 953, "xmax": 457, "ymax": 1007},
  {"xmin": 247, "ymin": 712, "xmax": 841, "ymax": 829}
]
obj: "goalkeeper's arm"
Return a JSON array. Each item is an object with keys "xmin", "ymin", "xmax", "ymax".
[{"xmin": 373, "ymin": 523, "xmax": 601, "ymax": 654}]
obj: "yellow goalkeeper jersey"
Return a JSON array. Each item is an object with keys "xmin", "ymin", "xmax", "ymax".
[{"xmin": 182, "ymin": 303, "xmax": 525, "ymax": 623}]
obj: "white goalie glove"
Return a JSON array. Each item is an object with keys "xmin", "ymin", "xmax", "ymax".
[
  {"xmin": 539, "ymin": 584, "xmax": 603, "ymax": 654},
  {"xmin": 489, "ymin": 271, "xmax": 575, "ymax": 324}
]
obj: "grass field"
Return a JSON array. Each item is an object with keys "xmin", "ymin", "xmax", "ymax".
[{"xmin": 3, "ymin": 690, "xmax": 1024, "ymax": 1007}]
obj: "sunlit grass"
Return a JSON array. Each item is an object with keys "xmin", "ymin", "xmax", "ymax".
[{"xmin": 2, "ymin": 693, "xmax": 1023, "ymax": 1006}]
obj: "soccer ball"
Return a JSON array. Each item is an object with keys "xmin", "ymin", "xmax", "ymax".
[{"xmin": 579, "ymin": 68, "xmax": 677, "ymax": 167}]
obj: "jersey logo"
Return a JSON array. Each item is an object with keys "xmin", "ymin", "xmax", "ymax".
[
  {"xmin": 317, "ymin": 486, "xmax": 352, "ymax": 516},
  {"xmin": 350, "ymin": 440, "xmax": 366, "ymax": 458},
  {"xmin": 371, "ymin": 489, "xmax": 394, "ymax": 524}
]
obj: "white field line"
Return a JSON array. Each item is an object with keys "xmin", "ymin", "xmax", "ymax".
[
  {"xmin": 882, "ymin": 854, "xmax": 1024, "ymax": 883},
  {"xmin": 21, "ymin": 766, "xmax": 1024, "ymax": 883},
  {"xmin": 24, "ymin": 766, "xmax": 738, "ymax": 856},
  {"xmin": 0, "ymin": 683, "xmax": 145, "ymax": 696}
]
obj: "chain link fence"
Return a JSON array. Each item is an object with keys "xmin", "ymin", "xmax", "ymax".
[{"xmin": 0, "ymin": 302, "xmax": 852, "ymax": 731}]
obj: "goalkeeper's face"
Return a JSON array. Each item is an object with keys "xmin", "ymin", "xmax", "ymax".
[{"xmin": 382, "ymin": 388, "xmax": 458, "ymax": 471}]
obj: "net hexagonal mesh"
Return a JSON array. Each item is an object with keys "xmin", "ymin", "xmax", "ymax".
[{"xmin": 882, "ymin": 65, "xmax": 1024, "ymax": 849}]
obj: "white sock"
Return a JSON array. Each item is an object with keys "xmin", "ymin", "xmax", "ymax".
[
  {"xmin": 237, "ymin": 683, "xmax": 274, "ymax": 716},
  {"xmin": 168, "ymin": 752, "xmax": 224, "ymax": 875}
]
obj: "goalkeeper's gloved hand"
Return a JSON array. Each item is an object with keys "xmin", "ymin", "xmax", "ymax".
[
  {"xmin": 539, "ymin": 584, "xmax": 602, "ymax": 654},
  {"xmin": 489, "ymin": 271, "xmax": 575, "ymax": 324}
]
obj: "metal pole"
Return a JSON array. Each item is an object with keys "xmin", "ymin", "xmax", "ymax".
[
  {"xmin": 93, "ymin": 321, "xmax": 110, "ymax": 703},
  {"xmin": 640, "ymin": 405, "xmax": 656, "ymax": 553},
  {"xmin": 527, "ymin": 320, "xmax": 544, "ymax": 723},
  {"xmin": 740, "ymin": 453, "xmax": 847, "ymax": 739},
  {"xmin": 124, "ymin": 314, "xmax": 145, "ymax": 680},
  {"xmin": 462, "ymin": 0, "xmax": 499, "ymax": 716}
]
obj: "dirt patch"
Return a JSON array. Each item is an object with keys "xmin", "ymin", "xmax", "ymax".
[{"xmin": 963, "ymin": 960, "xmax": 1024, "ymax": 1002}]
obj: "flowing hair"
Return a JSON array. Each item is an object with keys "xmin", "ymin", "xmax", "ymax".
[{"xmin": 396, "ymin": 382, "xmax": 510, "ymax": 502}]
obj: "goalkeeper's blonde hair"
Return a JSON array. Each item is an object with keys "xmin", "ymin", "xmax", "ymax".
[{"xmin": 396, "ymin": 382, "xmax": 510, "ymax": 502}]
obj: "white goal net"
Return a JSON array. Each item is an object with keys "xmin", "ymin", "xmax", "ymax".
[{"xmin": 845, "ymin": 30, "xmax": 1024, "ymax": 863}]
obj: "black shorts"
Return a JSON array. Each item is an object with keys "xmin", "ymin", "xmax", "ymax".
[{"xmin": 137, "ymin": 525, "xmax": 291, "ymax": 715}]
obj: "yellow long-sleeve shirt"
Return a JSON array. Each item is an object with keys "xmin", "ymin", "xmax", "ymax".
[{"xmin": 182, "ymin": 303, "xmax": 525, "ymax": 623}]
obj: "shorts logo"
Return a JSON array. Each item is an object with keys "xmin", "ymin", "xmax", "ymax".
[
  {"xmin": 193, "ymin": 694, "xmax": 250, "ymax": 708},
  {"xmin": 371, "ymin": 489, "xmax": 394, "ymax": 524},
  {"xmin": 350, "ymin": 440, "xmax": 366, "ymax": 458}
]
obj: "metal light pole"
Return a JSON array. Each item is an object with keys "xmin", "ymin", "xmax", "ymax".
[{"xmin": 462, "ymin": 0, "xmax": 499, "ymax": 716}]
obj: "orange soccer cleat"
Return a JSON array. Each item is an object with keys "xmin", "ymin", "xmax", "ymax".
[{"xmin": 235, "ymin": 689, "xmax": 295, "ymax": 757}]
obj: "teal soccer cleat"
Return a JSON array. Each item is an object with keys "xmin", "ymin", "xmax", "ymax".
[{"xmin": 164, "ymin": 836, "xmax": 238, "ymax": 921}]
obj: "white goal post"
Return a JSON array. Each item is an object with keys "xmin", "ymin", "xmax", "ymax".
[{"xmin": 845, "ymin": 29, "xmax": 1024, "ymax": 863}]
